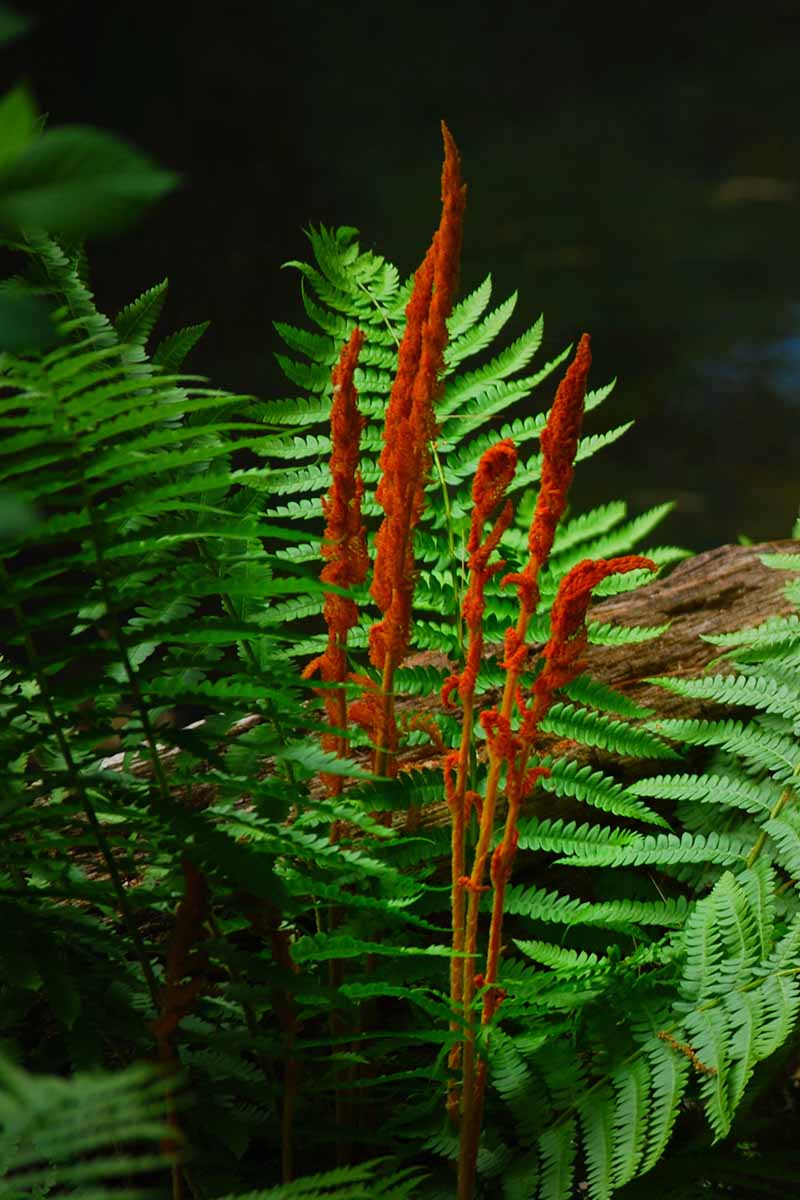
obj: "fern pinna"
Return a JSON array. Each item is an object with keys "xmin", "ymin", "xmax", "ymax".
[{"xmin": 3, "ymin": 119, "xmax": 800, "ymax": 1200}]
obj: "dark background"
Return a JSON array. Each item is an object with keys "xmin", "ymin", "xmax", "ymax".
[{"xmin": 7, "ymin": 0, "xmax": 800, "ymax": 551}]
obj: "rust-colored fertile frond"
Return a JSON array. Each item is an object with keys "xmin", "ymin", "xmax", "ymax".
[
  {"xmin": 408, "ymin": 120, "xmax": 467, "ymax": 449},
  {"xmin": 346, "ymin": 671, "xmax": 391, "ymax": 748},
  {"xmin": 302, "ymin": 329, "xmax": 367, "ymax": 791},
  {"xmin": 520, "ymin": 554, "xmax": 657, "ymax": 738},
  {"xmin": 321, "ymin": 327, "xmax": 369, "ymax": 618},
  {"xmin": 468, "ymin": 438, "xmax": 518, "ymax": 552},
  {"xmin": 503, "ymin": 333, "xmax": 592, "ymax": 615},
  {"xmin": 530, "ymin": 332, "xmax": 592, "ymax": 565},
  {"xmin": 442, "ymin": 439, "xmax": 518, "ymax": 709},
  {"xmin": 369, "ymin": 123, "xmax": 467, "ymax": 672},
  {"xmin": 457, "ymin": 550, "xmax": 656, "ymax": 1185}
]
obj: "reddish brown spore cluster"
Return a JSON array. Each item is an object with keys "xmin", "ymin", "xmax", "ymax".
[{"xmin": 369, "ymin": 122, "xmax": 467, "ymax": 671}]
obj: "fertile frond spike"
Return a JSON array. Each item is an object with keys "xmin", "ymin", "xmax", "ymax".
[
  {"xmin": 501, "ymin": 336, "xmax": 593, "ymax": 617},
  {"xmin": 301, "ymin": 328, "xmax": 368, "ymax": 793},
  {"xmin": 518, "ymin": 556, "xmax": 658, "ymax": 740},
  {"xmin": 369, "ymin": 125, "xmax": 466, "ymax": 674}
]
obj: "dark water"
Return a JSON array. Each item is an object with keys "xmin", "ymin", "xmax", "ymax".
[{"xmin": 12, "ymin": 1, "xmax": 800, "ymax": 551}]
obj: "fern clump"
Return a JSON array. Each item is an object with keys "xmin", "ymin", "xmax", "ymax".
[{"xmin": 3, "ymin": 108, "xmax": 800, "ymax": 1200}]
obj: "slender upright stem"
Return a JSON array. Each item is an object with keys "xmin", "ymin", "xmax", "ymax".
[
  {"xmin": 746, "ymin": 771, "xmax": 798, "ymax": 867},
  {"xmin": 446, "ymin": 691, "xmax": 474, "ymax": 1120},
  {"xmin": 458, "ymin": 606, "xmax": 531, "ymax": 1169},
  {"xmin": 374, "ymin": 655, "xmax": 397, "ymax": 779}
]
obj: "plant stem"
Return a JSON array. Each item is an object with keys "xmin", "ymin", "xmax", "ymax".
[
  {"xmin": 746, "ymin": 771, "xmax": 798, "ymax": 868},
  {"xmin": 446, "ymin": 691, "xmax": 474, "ymax": 1120},
  {"xmin": 374, "ymin": 654, "xmax": 396, "ymax": 780},
  {"xmin": 457, "ymin": 605, "xmax": 532, "ymax": 1200}
]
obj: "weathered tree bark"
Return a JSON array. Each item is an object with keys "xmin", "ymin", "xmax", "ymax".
[{"xmin": 394, "ymin": 539, "xmax": 800, "ymax": 831}]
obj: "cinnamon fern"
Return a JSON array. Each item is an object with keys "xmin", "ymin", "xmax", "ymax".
[{"xmin": 3, "ymin": 116, "xmax": 800, "ymax": 1200}]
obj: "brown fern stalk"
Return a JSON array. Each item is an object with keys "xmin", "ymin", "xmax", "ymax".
[
  {"xmin": 368, "ymin": 121, "xmax": 466, "ymax": 778},
  {"xmin": 457, "ymin": 555, "xmax": 656, "ymax": 1198},
  {"xmin": 441, "ymin": 437, "xmax": 517, "ymax": 1121},
  {"xmin": 151, "ymin": 858, "xmax": 211, "ymax": 1200},
  {"xmin": 233, "ymin": 895, "xmax": 302, "ymax": 1181}
]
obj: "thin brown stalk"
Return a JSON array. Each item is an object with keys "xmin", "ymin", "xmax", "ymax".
[{"xmin": 151, "ymin": 858, "xmax": 211, "ymax": 1199}]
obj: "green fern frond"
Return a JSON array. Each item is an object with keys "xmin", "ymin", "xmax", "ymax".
[
  {"xmin": 648, "ymin": 718, "xmax": 798, "ymax": 782},
  {"xmin": 557, "ymin": 828, "xmax": 748, "ymax": 869},
  {"xmin": 578, "ymin": 1082, "xmax": 617, "ymax": 1200},
  {"xmin": 626, "ymin": 772, "xmax": 776, "ymax": 815},
  {"xmin": 515, "ymin": 816, "xmax": 638, "ymax": 855},
  {"xmin": 537, "ymin": 1119, "xmax": 577, "ymax": 1200},
  {"xmin": 446, "ymin": 273, "xmax": 493, "ymax": 338},
  {"xmin": 504, "ymin": 424, "xmax": 635, "ymax": 499},
  {"xmin": 437, "ymin": 358, "xmax": 571, "ymax": 455},
  {"xmin": 701, "ymin": 612, "xmax": 800, "ymax": 650},
  {"xmin": 501, "ymin": 882, "xmax": 689, "ymax": 931},
  {"xmin": 561, "ymin": 675, "xmax": 653, "ymax": 719},
  {"xmin": 539, "ymin": 703, "xmax": 679, "ymax": 760},
  {"xmin": 586, "ymin": 620, "xmax": 670, "ymax": 647},
  {"xmin": 113, "ymin": 277, "xmax": 168, "ymax": 346},
  {"xmin": 759, "ymin": 551, "xmax": 800, "ymax": 572},
  {"xmin": 609, "ymin": 1055, "xmax": 650, "ymax": 1188},
  {"xmin": 638, "ymin": 1035, "xmax": 691, "ymax": 1173},
  {"xmin": 514, "ymin": 940, "xmax": 604, "ymax": 974},
  {"xmin": 151, "ymin": 320, "xmax": 209, "ymax": 371},
  {"xmin": 547, "ymin": 504, "xmax": 675, "ymax": 579},
  {"xmin": 290, "ymin": 933, "xmax": 451, "ymax": 965},
  {"xmin": 550, "ymin": 501, "xmax": 629, "ymax": 554},
  {"xmin": 443, "ymin": 292, "xmax": 519, "ymax": 371},
  {"xmin": 647, "ymin": 672, "xmax": 800, "ymax": 721},
  {"xmin": 215, "ymin": 1159, "xmax": 426, "ymax": 1199},
  {"xmin": 438, "ymin": 319, "xmax": 547, "ymax": 414},
  {"xmin": 541, "ymin": 756, "xmax": 670, "ymax": 827},
  {"xmin": 0, "ymin": 1055, "xmax": 171, "ymax": 1197}
]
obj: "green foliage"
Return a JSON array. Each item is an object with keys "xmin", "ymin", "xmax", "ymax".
[
  {"xmin": 0, "ymin": 1054, "xmax": 171, "ymax": 1199},
  {"xmin": 2, "ymin": 131, "xmax": 799, "ymax": 1200},
  {"xmin": 0, "ymin": 3, "xmax": 32, "ymax": 47},
  {"xmin": 266, "ymin": 225, "xmax": 677, "ymax": 673}
]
